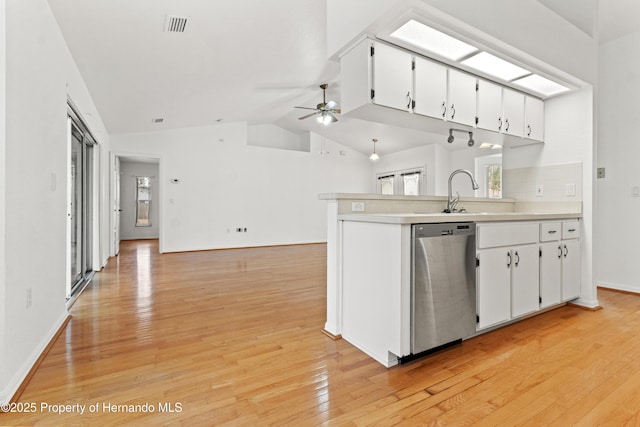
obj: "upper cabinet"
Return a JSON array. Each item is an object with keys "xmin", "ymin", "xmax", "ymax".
[
  {"xmin": 525, "ymin": 96, "xmax": 544, "ymax": 141},
  {"xmin": 340, "ymin": 38, "xmax": 546, "ymax": 144},
  {"xmin": 477, "ymin": 79, "xmax": 502, "ymax": 133},
  {"xmin": 447, "ymin": 69, "xmax": 477, "ymax": 127},
  {"xmin": 413, "ymin": 57, "xmax": 447, "ymax": 120},
  {"xmin": 502, "ymin": 89, "xmax": 525, "ymax": 138},
  {"xmin": 372, "ymin": 42, "xmax": 414, "ymax": 112}
]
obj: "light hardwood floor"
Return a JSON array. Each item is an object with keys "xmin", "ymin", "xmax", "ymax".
[{"xmin": 2, "ymin": 240, "xmax": 639, "ymax": 425}]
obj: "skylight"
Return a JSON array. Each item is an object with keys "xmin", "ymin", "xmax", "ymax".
[
  {"xmin": 461, "ymin": 52, "xmax": 530, "ymax": 82},
  {"xmin": 512, "ymin": 74, "xmax": 570, "ymax": 97},
  {"xmin": 390, "ymin": 20, "xmax": 478, "ymax": 61}
]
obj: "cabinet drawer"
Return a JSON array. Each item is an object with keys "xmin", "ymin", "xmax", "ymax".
[
  {"xmin": 477, "ymin": 223, "xmax": 539, "ymax": 249},
  {"xmin": 562, "ymin": 221, "xmax": 580, "ymax": 239},
  {"xmin": 540, "ymin": 222, "xmax": 561, "ymax": 242}
]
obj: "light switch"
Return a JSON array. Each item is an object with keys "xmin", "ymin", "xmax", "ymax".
[
  {"xmin": 535, "ymin": 185, "xmax": 544, "ymax": 197},
  {"xmin": 566, "ymin": 183, "xmax": 576, "ymax": 197},
  {"xmin": 597, "ymin": 168, "xmax": 605, "ymax": 179}
]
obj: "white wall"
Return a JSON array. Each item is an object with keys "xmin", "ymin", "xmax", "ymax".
[
  {"xmin": 0, "ymin": 0, "xmax": 109, "ymax": 403},
  {"xmin": 119, "ymin": 161, "xmax": 160, "ymax": 240},
  {"xmin": 597, "ymin": 31, "xmax": 640, "ymax": 292},
  {"xmin": 110, "ymin": 125, "xmax": 373, "ymax": 252},
  {"xmin": 503, "ymin": 88, "xmax": 596, "ymax": 307}
]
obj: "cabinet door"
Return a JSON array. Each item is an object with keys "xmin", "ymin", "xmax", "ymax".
[
  {"xmin": 477, "ymin": 248, "xmax": 511, "ymax": 330},
  {"xmin": 502, "ymin": 89, "xmax": 525, "ymax": 138},
  {"xmin": 562, "ymin": 240, "xmax": 581, "ymax": 301},
  {"xmin": 525, "ymin": 96, "xmax": 544, "ymax": 141},
  {"xmin": 413, "ymin": 57, "xmax": 447, "ymax": 119},
  {"xmin": 540, "ymin": 242, "xmax": 562, "ymax": 309},
  {"xmin": 477, "ymin": 79, "xmax": 502, "ymax": 132},
  {"xmin": 372, "ymin": 42, "xmax": 413, "ymax": 112},
  {"xmin": 447, "ymin": 69, "xmax": 477, "ymax": 127},
  {"xmin": 511, "ymin": 244, "xmax": 540, "ymax": 317}
]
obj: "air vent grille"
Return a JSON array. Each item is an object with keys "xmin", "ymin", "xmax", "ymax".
[{"xmin": 165, "ymin": 15, "xmax": 189, "ymax": 33}]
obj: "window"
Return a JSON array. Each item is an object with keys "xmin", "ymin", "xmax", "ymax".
[
  {"xmin": 376, "ymin": 167, "xmax": 425, "ymax": 195},
  {"xmin": 378, "ymin": 175, "xmax": 395, "ymax": 195},
  {"xmin": 136, "ymin": 176, "xmax": 152, "ymax": 227},
  {"xmin": 485, "ymin": 164, "xmax": 502, "ymax": 198}
]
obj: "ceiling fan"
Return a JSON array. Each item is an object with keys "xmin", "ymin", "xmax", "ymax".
[{"xmin": 295, "ymin": 83, "xmax": 341, "ymax": 125}]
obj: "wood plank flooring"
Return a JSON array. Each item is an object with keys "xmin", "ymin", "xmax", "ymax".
[{"xmin": 3, "ymin": 239, "xmax": 640, "ymax": 425}]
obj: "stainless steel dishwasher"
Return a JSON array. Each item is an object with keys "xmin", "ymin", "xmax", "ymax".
[{"xmin": 409, "ymin": 222, "xmax": 476, "ymax": 358}]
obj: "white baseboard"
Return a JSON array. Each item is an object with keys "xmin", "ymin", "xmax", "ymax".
[
  {"xmin": 598, "ymin": 281, "xmax": 640, "ymax": 294},
  {"xmin": 0, "ymin": 310, "xmax": 70, "ymax": 405}
]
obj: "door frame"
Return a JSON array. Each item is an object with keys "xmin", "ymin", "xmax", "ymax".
[{"xmin": 109, "ymin": 151, "xmax": 164, "ymax": 255}]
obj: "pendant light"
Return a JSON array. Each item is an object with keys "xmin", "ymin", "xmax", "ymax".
[{"xmin": 369, "ymin": 138, "xmax": 380, "ymax": 161}]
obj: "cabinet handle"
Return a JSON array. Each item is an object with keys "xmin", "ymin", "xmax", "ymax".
[
  {"xmin": 558, "ymin": 245, "xmax": 562, "ymax": 259},
  {"xmin": 450, "ymin": 104, "xmax": 456, "ymax": 119},
  {"xmin": 527, "ymin": 124, "xmax": 532, "ymax": 137},
  {"xmin": 568, "ymin": 228, "xmax": 576, "ymax": 232},
  {"xmin": 514, "ymin": 250, "xmax": 520, "ymax": 267},
  {"xmin": 406, "ymin": 92, "xmax": 412, "ymax": 109},
  {"xmin": 548, "ymin": 230, "xmax": 557, "ymax": 234},
  {"xmin": 505, "ymin": 118, "xmax": 510, "ymax": 132},
  {"xmin": 507, "ymin": 252, "xmax": 512, "ymax": 268},
  {"xmin": 498, "ymin": 117, "xmax": 502, "ymax": 131},
  {"xmin": 564, "ymin": 244, "xmax": 568, "ymax": 258},
  {"xmin": 441, "ymin": 102, "xmax": 446, "ymax": 118}
]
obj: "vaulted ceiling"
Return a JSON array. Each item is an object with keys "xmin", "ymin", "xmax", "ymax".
[{"xmin": 48, "ymin": 0, "xmax": 640, "ymax": 155}]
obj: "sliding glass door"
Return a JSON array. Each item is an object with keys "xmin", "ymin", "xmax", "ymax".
[{"xmin": 68, "ymin": 111, "xmax": 95, "ymax": 298}]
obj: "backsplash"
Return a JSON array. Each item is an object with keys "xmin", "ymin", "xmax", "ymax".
[{"xmin": 503, "ymin": 162, "xmax": 583, "ymax": 202}]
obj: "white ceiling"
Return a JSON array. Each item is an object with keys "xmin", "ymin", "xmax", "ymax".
[{"xmin": 47, "ymin": 0, "xmax": 640, "ymax": 156}]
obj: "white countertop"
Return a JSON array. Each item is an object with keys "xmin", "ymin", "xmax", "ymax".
[{"xmin": 338, "ymin": 212, "xmax": 582, "ymax": 224}]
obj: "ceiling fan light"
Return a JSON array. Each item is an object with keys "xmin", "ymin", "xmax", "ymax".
[{"xmin": 317, "ymin": 114, "xmax": 332, "ymax": 126}]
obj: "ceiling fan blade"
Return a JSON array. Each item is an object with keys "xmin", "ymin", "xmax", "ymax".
[
  {"xmin": 329, "ymin": 113, "xmax": 338, "ymax": 123},
  {"xmin": 295, "ymin": 106, "xmax": 318, "ymax": 111},
  {"xmin": 298, "ymin": 112, "xmax": 319, "ymax": 120},
  {"xmin": 328, "ymin": 108, "xmax": 341, "ymax": 114}
]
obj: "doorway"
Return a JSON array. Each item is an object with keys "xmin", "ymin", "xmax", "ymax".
[
  {"xmin": 67, "ymin": 108, "xmax": 96, "ymax": 299},
  {"xmin": 110, "ymin": 153, "xmax": 163, "ymax": 256}
]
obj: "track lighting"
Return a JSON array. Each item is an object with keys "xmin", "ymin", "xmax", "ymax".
[
  {"xmin": 369, "ymin": 138, "xmax": 380, "ymax": 161},
  {"xmin": 447, "ymin": 128, "xmax": 475, "ymax": 147}
]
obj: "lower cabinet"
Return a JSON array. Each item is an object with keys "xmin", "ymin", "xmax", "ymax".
[
  {"xmin": 477, "ymin": 244, "xmax": 539, "ymax": 329},
  {"xmin": 477, "ymin": 219, "xmax": 580, "ymax": 332},
  {"xmin": 539, "ymin": 221, "xmax": 581, "ymax": 307}
]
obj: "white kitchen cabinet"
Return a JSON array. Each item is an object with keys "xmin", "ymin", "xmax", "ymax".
[
  {"xmin": 502, "ymin": 89, "xmax": 525, "ymax": 138},
  {"xmin": 476, "ymin": 79, "xmax": 502, "ymax": 132},
  {"xmin": 447, "ymin": 69, "xmax": 477, "ymax": 127},
  {"xmin": 413, "ymin": 56, "xmax": 447, "ymax": 119},
  {"xmin": 539, "ymin": 220, "xmax": 581, "ymax": 305},
  {"xmin": 477, "ymin": 248, "xmax": 511, "ymax": 329},
  {"xmin": 562, "ymin": 237, "xmax": 581, "ymax": 301},
  {"xmin": 510, "ymin": 244, "xmax": 540, "ymax": 317},
  {"xmin": 372, "ymin": 42, "xmax": 414, "ymax": 112},
  {"xmin": 525, "ymin": 96, "xmax": 544, "ymax": 141},
  {"xmin": 539, "ymin": 242, "xmax": 562, "ymax": 308}
]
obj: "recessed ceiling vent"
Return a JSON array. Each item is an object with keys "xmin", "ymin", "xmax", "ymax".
[{"xmin": 164, "ymin": 15, "xmax": 189, "ymax": 33}]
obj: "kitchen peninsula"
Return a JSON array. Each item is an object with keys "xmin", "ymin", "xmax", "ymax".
[{"xmin": 320, "ymin": 193, "xmax": 582, "ymax": 367}]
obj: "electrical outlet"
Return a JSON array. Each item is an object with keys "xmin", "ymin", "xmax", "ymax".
[
  {"xmin": 632, "ymin": 186, "xmax": 640, "ymax": 197},
  {"xmin": 535, "ymin": 185, "xmax": 544, "ymax": 197},
  {"xmin": 351, "ymin": 202, "xmax": 365, "ymax": 212}
]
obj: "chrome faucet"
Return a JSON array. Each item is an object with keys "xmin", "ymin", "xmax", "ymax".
[{"xmin": 444, "ymin": 169, "xmax": 479, "ymax": 213}]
